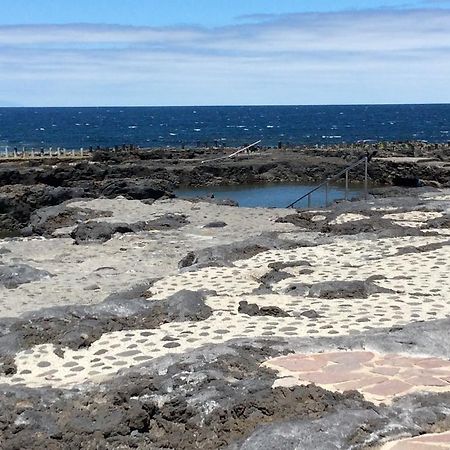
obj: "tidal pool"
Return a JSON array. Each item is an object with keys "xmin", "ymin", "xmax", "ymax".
[{"xmin": 176, "ymin": 182, "xmax": 365, "ymax": 208}]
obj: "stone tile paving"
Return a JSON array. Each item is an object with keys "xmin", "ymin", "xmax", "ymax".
[
  {"xmin": 1, "ymin": 232, "xmax": 450, "ymax": 389},
  {"xmin": 265, "ymin": 351, "xmax": 450, "ymax": 405}
]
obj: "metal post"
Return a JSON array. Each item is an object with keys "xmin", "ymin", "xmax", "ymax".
[
  {"xmin": 307, "ymin": 193, "xmax": 311, "ymax": 208},
  {"xmin": 325, "ymin": 182, "xmax": 329, "ymax": 207},
  {"xmin": 364, "ymin": 156, "xmax": 368, "ymax": 200},
  {"xmin": 345, "ymin": 170, "xmax": 349, "ymax": 200},
  {"xmin": 5, "ymin": 147, "xmax": 8, "ymax": 158}
]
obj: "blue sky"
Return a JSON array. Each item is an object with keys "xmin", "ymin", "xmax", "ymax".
[
  {"xmin": 2, "ymin": 0, "xmax": 444, "ymax": 27},
  {"xmin": 0, "ymin": 0, "xmax": 450, "ymax": 106}
]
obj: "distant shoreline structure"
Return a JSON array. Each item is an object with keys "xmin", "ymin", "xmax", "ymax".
[{"xmin": 1, "ymin": 140, "xmax": 449, "ymax": 162}]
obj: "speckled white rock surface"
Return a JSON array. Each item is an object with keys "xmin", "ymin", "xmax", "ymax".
[
  {"xmin": 0, "ymin": 191, "xmax": 449, "ymax": 389},
  {"xmin": 0, "ymin": 198, "xmax": 295, "ymax": 317}
]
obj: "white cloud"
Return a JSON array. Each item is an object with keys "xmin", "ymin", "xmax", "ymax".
[{"xmin": 1, "ymin": 9, "xmax": 449, "ymax": 106}]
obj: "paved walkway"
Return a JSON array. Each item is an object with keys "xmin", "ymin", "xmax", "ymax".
[
  {"xmin": 266, "ymin": 351, "xmax": 450, "ymax": 405},
  {"xmin": 0, "ymin": 190, "xmax": 449, "ymax": 448},
  {"xmin": 381, "ymin": 431, "xmax": 450, "ymax": 449}
]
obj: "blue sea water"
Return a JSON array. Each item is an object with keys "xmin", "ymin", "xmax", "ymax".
[{"xmin": 0, "ymin": 104, "xmax": 450, "ymax": 150}]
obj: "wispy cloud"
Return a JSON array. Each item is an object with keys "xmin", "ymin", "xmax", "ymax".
[{"xmin": 1, "ymin": 8, "xmax": 450, "ymax": 106}]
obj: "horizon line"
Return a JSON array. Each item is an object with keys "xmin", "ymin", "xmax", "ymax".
[{"xmin": 2, "ymin": 102, "xmax": 450, "ymax": 109}]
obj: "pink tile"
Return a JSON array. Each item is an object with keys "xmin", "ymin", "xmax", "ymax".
[
  {"xmin": 405, "ymin": 375, "xmax": 450, "ymax": 387},
  {"xmin": 414, "ymin": 358, "xmax": 450, "ymax": 369},
  {"xmin": 371, "ymin": 366, "xmax": 400, "ymax": 376},
  {"xmin": 271, "ymin": 356, "xmax": 327, "ymax": 372},
  {"xmin": 381, "ymin": 353, "xmax": 404, "ymax": 360},
  {"xmin": 323, "ymin": 351, "xmax": 375, "ymax": 365},
  {"xmin": 333, "ymin": 375, "xmax": 388, "ymax": 391},
  {"xmin": 400, "ymin": 367, "xmax": 430, "ymax": 378},
  {"xmin": 430, "ymin": 372, "xmax": 450, "ymax": 386},
  {"xmin": 414, "ymin": 432, "xmax": 450, "ymax": 443},
  {"xmin": 300, "ymin": 369, "xmax": 358, "ymax": 385},
  {"xmin": 364, "ymin": 379, "xmax": 413, "ymax": 397},
  {"xmin": 389, "ymin": 442, "xmax": 443, "ymax": 449},
  {"xmin": 384, "ymin": 357, "xmax": 421, "ymax": 368}
]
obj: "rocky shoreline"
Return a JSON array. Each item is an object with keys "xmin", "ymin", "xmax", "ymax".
[
  {"xmin": 1, "ymin": 141, "xmax": 450, "ymax": 236},
  {"xmin": 0, "ymin": 142, "xmax": 450, "ymax": 449}
]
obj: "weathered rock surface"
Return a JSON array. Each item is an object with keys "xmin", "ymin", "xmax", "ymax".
[
  {"xmin": 0, "ymin": 264, "xmax": 53, "ymax": 289},
  {"xmin": 1, "ymin": 142, "xmax": 449, "ymax": 235},
  {"xmin": 0, "ymin": 179, "xmax": 449, "ymax": 449},
  {"xmin": 238, "ymin": 301, "xmax": 290, "ymax": 317},
  {"xmin": 71, "ymin": 214, "xmax": 189, "ymax": 244},
  {"xmin": 0, "ymin": 289, "xmax": 212, "ymax": 357},
  {"xmin": 286, "ymin": 280, "xmax": 395, "ymax": 299}
]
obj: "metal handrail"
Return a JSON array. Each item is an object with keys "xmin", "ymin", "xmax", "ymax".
[{"xmin": 287, "ymin": 154, "xmax": 371, "ymax": 208}]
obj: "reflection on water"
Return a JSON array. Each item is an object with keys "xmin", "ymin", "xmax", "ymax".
[{"xmin": 176, "ymin": 183, "xmax": 364, "ymax": 208}]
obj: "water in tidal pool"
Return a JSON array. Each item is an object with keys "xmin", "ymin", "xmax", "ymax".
[{"xmin": 176, "ymin": 182, "xmax": 364, "ymax": 209}]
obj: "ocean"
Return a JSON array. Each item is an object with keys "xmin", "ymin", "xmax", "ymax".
[{"xmin": 1, "ymin": 104, "xmax": 450, "ymax": 150}]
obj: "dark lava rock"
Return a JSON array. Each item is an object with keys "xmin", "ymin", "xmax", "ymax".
[
  {"xmin": 326, "ymin": 218, "xmax": 426, "ymax": 237},
  {"xmin": 178, "ymin": 251, "xmax": 198, "ymax": 269},
  {"xmin": 268, "ymin": 260, "xmax": 312, "ymax": 271},
  {"xmin": 238, "ymin": 301, "xmax": 290, "ymax": 317},
  {"xmin": 395, "ymin": 239, "xmax": 450, "ymax": 256},
  {"xmin": 165, "ymin": 290, "xmax": 214, "ymax": 321},
  {"xmin": 0, "ymin": 355, "xmax": 17, "ymax": 375},
  {"xmin": 100, "ymin": 178, "xmax": 172, "ymax": 200},
  {"xmin": 4, "ymin": 318, "xmax": 450, "ymax": 449},
  {"xmin": 71, "ymin": 221, "xmax": 136, "ymax": 244},
  {"xmin": 296, "ymin": 309, "xmax": 322, "ymax": 319},
  {"xmin": 0, "ymin": 264, "xmax": 53, "ymax": 289},
  {"xmin": 277, "ymin": 212, "xmax": 427, "ymax": 238},
  {"xmin": 276, "ymin": 214, "xmax": 313, "ymax": 228},
  {"xmin": 0, "ymin": 342, "xmax": 372, "ymax": 450},
  {"xmin": 204, "ymin": 221, "xmax": 227, "ymax": 228},
  {"xmin": 252, "ymin": 268, "xmax": 295, "ymax": 295},
  {"xmin": 0, "ymin": 184, "xmax": 86, "ymax": 235},
  {"xmin": 28, "ymin": 203, "xmax": 113, "ymax": 237},
  {"xmin": 178, "ymin": 234, "xmax": 299, "ymax": 270},
  {"xmin": 71, "ymin": 214, "xmax": 189, "ymax": 244},
  {"xmin": 259, "ymin": 269, "xmax": 293, "ymax": 286},
  {"xmin": 4, "ymin": 289, "xmax": 212, "ymax": 353},
  {"xmin": 393, "ymin": 175, "xmax": 421, "ymax": 188},
  {"xmin": 146, "ymin": 213, "xmax": 189, "ymax": 231},
  {"xmin": 286, "ymin": 280, "xmax": 395, "ymax": 299}
]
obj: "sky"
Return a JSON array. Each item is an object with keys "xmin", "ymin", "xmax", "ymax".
[{"xmin": 0, "ymin": 0, "xmax": 450, "ymax": 106}]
